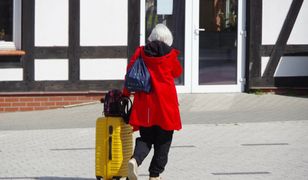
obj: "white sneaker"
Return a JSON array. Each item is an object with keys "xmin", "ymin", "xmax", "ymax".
[
  {"xmin": 149, "ymin": 177, "xmax": 161, "ymax": 180},
  {"xmin": 128, "ymin": 158, "xmax": 138, "ymax": 180}
]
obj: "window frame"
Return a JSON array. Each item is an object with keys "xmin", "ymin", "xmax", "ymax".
[{"xmin": 0, "ymin": 0, "xmax": 21, "ymax": 50}]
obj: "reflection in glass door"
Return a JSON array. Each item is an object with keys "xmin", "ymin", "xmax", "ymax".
[
  {"xmin": 192, "ymin": 0, "xmax": 245, "ymax": 92},
  {"xmin": 199, "ymin": 0, "xmax": 237, "ymax": 85},
  {"xmin": 141, "ymin": 0, "xmax": 245, "ymax": 93},
  {"xmin": 144, "ymin": 0, "xmax": 186, "ymax": 86}
]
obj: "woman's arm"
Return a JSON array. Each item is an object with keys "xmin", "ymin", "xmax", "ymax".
[{"xmin": 171, "ymin": 50, "xmax": 183, "ymax": 78}]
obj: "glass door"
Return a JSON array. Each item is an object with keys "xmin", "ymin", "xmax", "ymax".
[
  {"xmin": 191, "ymin": 0, "xmax": 246, "ymax": 93},
  {"xmin": 140, "ymin": 0, "xmax": 246, "ymax": 93},
  {"xmin": 141, "ymin": 0, "xmax": 191, "ymax": 93}
]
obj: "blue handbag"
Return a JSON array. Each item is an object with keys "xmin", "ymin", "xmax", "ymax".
[{"xmin": 125, "ymin": 55, "xmax": 151, "ymax": 93}]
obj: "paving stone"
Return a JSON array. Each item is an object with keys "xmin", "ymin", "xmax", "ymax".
[{"xmin": 0, "ymin": 93, "xmax": 308, "ymax": 179}]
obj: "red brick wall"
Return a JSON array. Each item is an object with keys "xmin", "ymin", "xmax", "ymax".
[{"xmin": 0, "ymin": 93, "xmax": 104, "ymax": 112}]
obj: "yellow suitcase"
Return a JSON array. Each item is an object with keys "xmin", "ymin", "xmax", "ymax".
[{"xmin": 95, "ymin": 116, "xmax": 133, "ymax": 180}]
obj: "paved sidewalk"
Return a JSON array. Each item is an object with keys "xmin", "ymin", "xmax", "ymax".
[
  {"xmin": 1, "ymin": 121, "xmax": 308, "ymax": 180},
  {"xmin": 1, "ymin": 93, "xmax": 308, "ymax": 130},
  {"xmin": 0, "ymin": 93, "xmax": 308, "ymax": 180}
]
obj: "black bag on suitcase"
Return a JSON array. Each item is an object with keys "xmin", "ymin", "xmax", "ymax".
[{"xmin": 101, "ymin": 89, "xmax": 132, "ymax": 123}]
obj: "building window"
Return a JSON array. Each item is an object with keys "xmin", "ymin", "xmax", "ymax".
[{"xmin": 0, "ymin": 0, "xmax": 21, "ymax": 50}]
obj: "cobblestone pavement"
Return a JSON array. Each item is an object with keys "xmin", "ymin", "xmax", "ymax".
[{"xmin": 0, "ymin": 93, "xmax": 308, "ymax": 180}]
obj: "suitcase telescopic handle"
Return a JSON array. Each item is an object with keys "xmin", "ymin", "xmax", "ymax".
[{"xmin": 108, "ymin": 126, "xmax": 113, "ymax": 160}]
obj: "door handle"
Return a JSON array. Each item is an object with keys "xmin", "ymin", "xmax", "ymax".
[{"xmin": 194, "ymin": 28, "xmax": 205, "ymax": 35}]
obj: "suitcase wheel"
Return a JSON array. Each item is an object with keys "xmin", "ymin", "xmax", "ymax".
[
  {"xmin": 112, "ymin": 177, "xmax": 122, "ymax": 180},
  {"xmin": 95, "ymin": 176, "xmax": 127, "ymax": 179}
]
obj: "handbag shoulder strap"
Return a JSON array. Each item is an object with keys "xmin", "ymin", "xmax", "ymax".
[{"xmin": 138, "ymin": 47, "xmax": 143, "ymax": 59}]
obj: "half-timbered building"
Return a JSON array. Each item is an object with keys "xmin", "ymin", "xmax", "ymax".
[{"xmin": 0, "ymin": 0, "xmax": 307, "ymax": 112}]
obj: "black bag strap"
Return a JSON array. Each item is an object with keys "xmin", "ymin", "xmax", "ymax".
[{"xmin": 120, "ymin": 96, "xmax": 132, "ymax": 124}]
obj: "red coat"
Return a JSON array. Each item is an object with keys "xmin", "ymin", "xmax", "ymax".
[{"xmin": 123, "ymin": 46, "xmax": 183, "ymax": 131}]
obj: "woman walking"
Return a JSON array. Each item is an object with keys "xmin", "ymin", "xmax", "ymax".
[{"xmin": 123, "ymin": 23, "xmax": 183, "ymax": 180}]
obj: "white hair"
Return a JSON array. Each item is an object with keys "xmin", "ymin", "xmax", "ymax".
[{"xmin": 148, "ymin": 23, "xmax": 173, "ymax": 46}]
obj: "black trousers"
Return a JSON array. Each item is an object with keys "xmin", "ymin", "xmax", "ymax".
[{"xmin": 132, "ymin": 126, "xmax": 174, "ymax": 177}]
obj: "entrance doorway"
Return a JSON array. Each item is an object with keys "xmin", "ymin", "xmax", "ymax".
[
  {"xmin": 140, "ymin": 0, "xmax": 246, "ymax": 93},
  {"xmin": 191, "ymin": 0, "xmax": 246, "ymax": 92}
]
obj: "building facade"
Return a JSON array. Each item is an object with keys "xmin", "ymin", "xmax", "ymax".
[{"xmin": 0, "ymin": 0, "xmax": 307, "ymax": 112}]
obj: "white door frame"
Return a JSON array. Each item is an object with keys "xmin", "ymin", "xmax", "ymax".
[
  {"xmin": 140, "ymin": 0, "xmax": 146, "ymax": 46},
  {"xmin": 175, "ymin": 0, "xmax": 194, "ymax": 93},
  {"xmin": 140, "ymin": 0, "xmax": 246, "ymax": 93}
]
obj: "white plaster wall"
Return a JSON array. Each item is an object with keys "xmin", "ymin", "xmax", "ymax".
[
  {"xmin": 288, "ymin": 0, "xmax": 308, "ymax": 44},
  {"xmin": 80, "ymin": 59, "xmax": 127, "ymax": 80},
  {"xmin": 262, "ymin": 0, "xmax": 308, "ymax": 45},
  {"xmin": 35, "ymin": 59, "xmax": 68, "ymax": 81},
  {"xmin": 262, "ymin": 0, "xmax": 292, "ymax": 45},
  {"xmin": 261, "ymin": 57, "xmax": 269, "ymax": 76},
  {"xmin": 261, "ymin": 56, "xmax": 308, "ymax": 77},
  {"xmin": 35, "ymin": 0, "xmax": 69, "ymax": 46},
  {"xmin": 80, "ymin": 0, "xmax": 128, "ymax": 46},
  {"xmin": 0, "ymin": 69, "xmax": 23, "ymax": 81}
]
